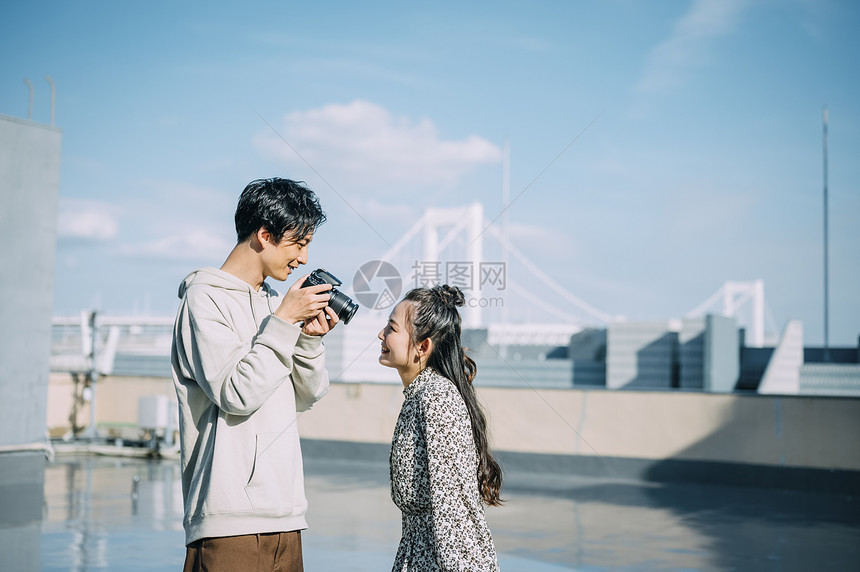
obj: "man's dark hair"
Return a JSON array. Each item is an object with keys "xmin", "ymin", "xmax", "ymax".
[{"xmin": 235, "ymin": 178, "xmax": 326, "ymax": 244}]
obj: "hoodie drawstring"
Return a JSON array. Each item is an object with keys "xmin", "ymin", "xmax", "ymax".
[
  {"xmin": 249, "ymin": 285, "xmax": 277, "ymax": 329},
  {"xmin": 249, "ymin": 290, "xmax": 259, "ymax": 328},
  {"xmin": 265, "ymin": 288, "xmax": 275, "ymax": 316}
]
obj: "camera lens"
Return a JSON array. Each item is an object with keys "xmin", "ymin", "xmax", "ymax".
[
  {"xmin": 301, "ymin": 269, "xmax": 358, "ymax": 325},
  {"xmin": 328, "ymin": 289, "xmax": 358, "ymax": 324}
]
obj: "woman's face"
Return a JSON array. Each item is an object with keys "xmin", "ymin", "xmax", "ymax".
[{"xmin": 378, "ymin": 301, "xmax": 421, "ymax": 381}]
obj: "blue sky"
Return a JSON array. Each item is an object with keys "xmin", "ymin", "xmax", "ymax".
[{"xmin": 2, "ymin": 0, "xmax": 858, "ymax": 344}]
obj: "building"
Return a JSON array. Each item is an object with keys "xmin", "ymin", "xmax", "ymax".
[{"xmin": 0, "ymin": 109, "xmax": 63, "ymax": 570}]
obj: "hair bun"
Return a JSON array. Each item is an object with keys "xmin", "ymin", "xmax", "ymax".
[{"xmin": 436, "ymin": 284, "xmax": 465, "ymax": 308}]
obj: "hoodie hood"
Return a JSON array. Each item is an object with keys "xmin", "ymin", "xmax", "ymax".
[
  {"xmin": 178, "ymin": 267, "xmax": 277, "ymax": 299},
  {"xmin": 179, "ymin": 267, "xmax": 279, "ymax": 327}
]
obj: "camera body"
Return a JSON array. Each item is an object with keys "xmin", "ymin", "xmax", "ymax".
[{"xmin": 302, "ymin": 268, "xmax": 358, "ymax": 324}]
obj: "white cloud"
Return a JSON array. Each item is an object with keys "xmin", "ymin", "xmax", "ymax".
[
  {"xmin": 637, "ymin": 0, "xmax": 749, "ymax": 94},
  {"xmin": 136, "ymin": 179, "xmax": 235, "ymax": 214},
  {"xmin": 254, "ymin": 100, "xmax": 502, "ymax": 189},
  {"xmin": 355, "ymin": 198, "xmax": 420, "ymax": 224},
  {"xmin": 509, "ymin": 221, "xmax": 568, "ymax": 244},
  {"xmin": 117, "ymin": 179, "xmax": 237, "ymax": 260},
  {"xmin": 57, "ymin": 199, "xmax": 119, "ymax": 241},
  {"xmin": 117, "ymin": 228, "xmax": 233, "ymax": 261}
]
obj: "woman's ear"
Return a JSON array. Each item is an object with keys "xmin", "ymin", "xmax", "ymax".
[{"xmin": 418, "ymin": 338, "xmax": 433, "ymax": 358}]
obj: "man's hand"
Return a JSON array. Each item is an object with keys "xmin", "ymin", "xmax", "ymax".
[
  {"xmin": 275, "ymin": 275, "xmax": 332, "ymax": 325},
  {"xmin": 302, "ymin": 305, "xmax": 340, "ymax": 336}
]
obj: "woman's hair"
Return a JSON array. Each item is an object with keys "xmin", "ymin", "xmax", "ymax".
[{"xmin": 403, "ymin": 285, "xmax": 503, "ymax": 506}]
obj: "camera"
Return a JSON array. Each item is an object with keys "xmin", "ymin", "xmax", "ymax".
[{"xmin": 301, "ymin": 269, "xmax": 358, "ymax": 325}]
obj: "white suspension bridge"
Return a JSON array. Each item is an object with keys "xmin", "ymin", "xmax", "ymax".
[{"xmin": 362, "ymin": 202, "xmax": 769, "ymax": 336}]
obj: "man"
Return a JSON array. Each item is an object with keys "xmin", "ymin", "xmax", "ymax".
[{"xmin": 171, "ymin": 178, "xmax": 337, "ymax": 572}]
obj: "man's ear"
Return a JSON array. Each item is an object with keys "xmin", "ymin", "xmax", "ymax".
[{"xmin": 255, "ymin": 228, "xmax": 273, "ymax": 248}]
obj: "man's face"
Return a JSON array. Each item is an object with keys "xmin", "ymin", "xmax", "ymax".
[{"xmin": 263, "ymin": 231, "xmax": 313, "ymax": 282}]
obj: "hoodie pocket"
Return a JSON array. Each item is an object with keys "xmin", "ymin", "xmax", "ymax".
[{"xmin": 244, "ymin": 432, "xmax": 295, "ymax": 512}]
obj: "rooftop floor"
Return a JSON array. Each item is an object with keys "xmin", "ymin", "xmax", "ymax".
[{"xmin": 10, "ymin": 452, "xmax": 860, "ymax": 570}]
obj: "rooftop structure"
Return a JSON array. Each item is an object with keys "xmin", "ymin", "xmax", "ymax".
[{"xmin": 0, "ymin": 112, "xmax": 62, "ymax": 450}]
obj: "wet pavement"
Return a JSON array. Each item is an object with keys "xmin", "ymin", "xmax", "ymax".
[{"xmin": 6, "ymin": 453, "xmax": 860, "ymax": 570}]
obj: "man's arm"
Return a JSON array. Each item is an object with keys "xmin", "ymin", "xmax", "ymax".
[
  {"xmin": 291, "ymin": 328, "xmax": 331, "ymax": 412},
  {"xmin": 175, "ymin": 288, "xmax": 303, "ymax": 416},
  {"xmin": 292, "ymin": 298, "xmax": 338, "ymax": 411}
]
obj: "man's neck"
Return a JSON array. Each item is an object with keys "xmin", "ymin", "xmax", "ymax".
[{"xmin": 220, "ymin": 243, "xmax": 265, "ymax": 291}]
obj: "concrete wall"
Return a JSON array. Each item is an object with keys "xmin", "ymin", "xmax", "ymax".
[
  {"xmin": 607, "ymin": 321, "xmax": 678, "ymax": 389},
  {"xmin": 0, "ymin": 114, "xmax": 62, "ymax": 447},
  {"xmin": 47, "ymin": 374, "xmax": 860, "ymax": 473},
  {"xmin": 47, "ymin": 373, "xmax": 175, "ymax": 437},
  {"xmin": 299, "ymin": 383, "xmax": 860, "ymax": 472},
  {"xmin": 759, "ymin": 319, "xmax": 804, "ymax": 394},
  {"xmin": 569, "ymin": 328, "xmax": 606, "ymax": 387},
  {"xmin": 678, "ymin": 317, "xmax": 705, "ymax": 389},
  {"xmin": 704, "ymin": 314, "xmax": 740, "ymax": 392}
]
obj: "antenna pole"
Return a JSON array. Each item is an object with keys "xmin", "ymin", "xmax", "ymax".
[
  {"xmin": 45, "ymin": 75, "xmax": 56, "ymax": 125},
  {"xmin": 502, "ymin": 139, "xmax": 510, "ymax": 317},
  {"xmin": 822, "ymin": 106, "xmax": 830, "ymax": 362},
  {"xmin": 23, "ymin": 78, "xmax": 34, "ymax": 119},
  {"xmin": 500, "ymin": 140, "xmax": 510, "ymax": 357}
]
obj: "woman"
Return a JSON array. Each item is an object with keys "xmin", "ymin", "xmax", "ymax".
[{"xmin": 378, "ymin": 285, "xmax": 502, "ymax": 571}]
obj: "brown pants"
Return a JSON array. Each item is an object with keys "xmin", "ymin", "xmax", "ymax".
[{"xmin": 183, "ymin": 531, "xmax": 303, "ymax": 572}]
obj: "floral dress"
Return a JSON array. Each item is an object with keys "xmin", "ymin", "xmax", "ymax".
[{"xmin": 389, "ymin": 367, "xmax": 499, "ymax": 572}]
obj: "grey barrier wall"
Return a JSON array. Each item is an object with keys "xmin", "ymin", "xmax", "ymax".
[{"xmin": 47, "ymin": 373, "xmax": 860, "ymax": 491}]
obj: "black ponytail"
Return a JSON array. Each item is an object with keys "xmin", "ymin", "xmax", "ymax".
[{"xmin": 404, "ymin": 285, "xmax": 503, "ymax": 506}]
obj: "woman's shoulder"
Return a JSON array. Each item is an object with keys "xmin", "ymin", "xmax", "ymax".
[
  {"xmin": 421, "ymin": 368, "xmax": 456, "ymax": 390},
  {"xmin": 416, "ymin": 369, "xmax": 463, "ymax": 406},
  {"xmin": 416, "ymin": 370, "xmax": 471, "ymax": 434}
]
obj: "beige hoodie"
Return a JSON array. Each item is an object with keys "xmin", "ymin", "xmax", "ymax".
[{"xmin": 171, "ymin": 267, "xmax": 329, "ymax": 545}]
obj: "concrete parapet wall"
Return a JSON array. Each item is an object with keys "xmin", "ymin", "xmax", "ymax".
[
  {"xmin": 299, "ymin": 383, "xmax": 860, "ymax": 472},
  {"xmin": 47, "ymin": 374, "xmax": 860, "ymax": 472}
]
